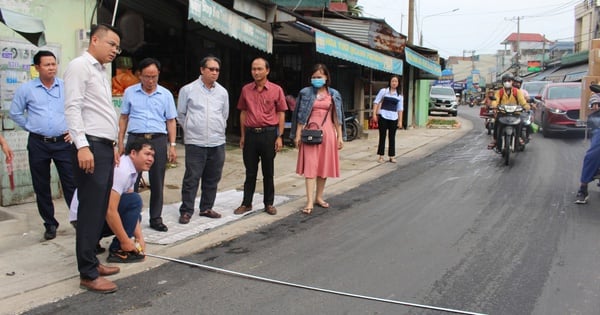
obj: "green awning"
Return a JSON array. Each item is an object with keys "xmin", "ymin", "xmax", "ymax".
[
  {"xmin": 188, "ymin": 0, "xmax": 272, "ymax": 53},
  {"xmin": 0, "ymin": 7, "xmax": 45, "ymax": 47},
  {"xmin": 404, "ymin": 47, "xmax": 441, "ymax": 77},
  {"xmin": 315, "ymin": 30, "xmax": 403, "ymax": 74}
]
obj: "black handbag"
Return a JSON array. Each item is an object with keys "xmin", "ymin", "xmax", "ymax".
[{"xmin": 301, "ymin": 102, "xmax": 332, "ymax": 145}]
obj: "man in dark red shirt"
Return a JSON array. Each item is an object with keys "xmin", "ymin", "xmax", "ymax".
[{"xmin": 234, "ymin": 57, "xmax": 286, "ymax": 216}]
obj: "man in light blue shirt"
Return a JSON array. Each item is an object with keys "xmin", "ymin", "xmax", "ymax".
[
  {"xmin": 118, "ymin": 57, "xmax": 177, "ymax": 232},
  {"xmin": 9, "ymin": 50, "xmax": 75, "ymax": 241}
]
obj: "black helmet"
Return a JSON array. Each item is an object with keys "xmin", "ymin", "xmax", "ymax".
[
  {"xmin": 513, "ymin": 76, "xmax": 523, "ymax": 83},
  {"xmin": 501, "ymin": 73, "xmax": 514, "ymax": 82}
]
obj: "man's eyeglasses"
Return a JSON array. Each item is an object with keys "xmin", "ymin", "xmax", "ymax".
[
  {"xmin": 140, "ymin": 75, "xmax": 158, "ymax": 81},
  {"xmin": 104, "ymin": 40, "xmax": 122, "ymax": 54},
  {"xmin": 204, "ymin": 67, "xmax": 220, "ymax": 73}
]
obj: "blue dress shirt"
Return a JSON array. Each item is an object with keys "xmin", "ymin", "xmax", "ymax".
[
  {"xmin": 121, "ymin": 83, "xmax": 177, "ymax": 134},
  {"xmin": 9, "ymin": 77, "xmax": 67, "ymax": 137}
]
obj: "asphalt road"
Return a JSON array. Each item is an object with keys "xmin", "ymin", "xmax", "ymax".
[{"xmin": 26, "ymin": 106, "xmax": 600, "ymax": 315}]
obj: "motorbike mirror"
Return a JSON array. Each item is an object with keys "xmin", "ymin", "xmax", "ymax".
[{"xmin": 535, "ymin": 95, "xmax": 542, "ymax": 100}]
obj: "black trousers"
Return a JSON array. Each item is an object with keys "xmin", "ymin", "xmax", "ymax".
[
  {"xmin": 27, "ymin": 135, "xmax": 76, "ymax": 228},
  {"xmin": 73, "ymin": 140, "xmax": 114, "ymax": 280},
  {"xmin": 128, "ymin": 134, "xmax": 167, "ymax": 224},
  {"xmin": 242, "ymin": 130, "xmax": 277, "ymax": 207},
  {"xmin": 376, "ymin": 115, "xmax": 398, "ymax": 157}
]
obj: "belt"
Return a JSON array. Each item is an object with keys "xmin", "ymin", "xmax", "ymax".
[
  {"xmin": 246, "ymin": 126, "xmax": 277, "ymax": 134},
  {"xmin": 86, "ymin": 135, "xmax": 116, "ymax": 147},
  {"xmin": 30, "ymin": 132, "xmax": 67, "ymax": 143},
  {"xmin": 129, "ymin": 133, "xmax": 166, "ymax": 140}
]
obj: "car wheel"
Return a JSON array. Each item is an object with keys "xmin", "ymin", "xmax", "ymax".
[
  {"xmin": 542, "ymin": 113, "xmax": 551, "ymax": 138},
  {"xmin": 452, "ymin": 112, "xmax": 458, "ymax": 117}
]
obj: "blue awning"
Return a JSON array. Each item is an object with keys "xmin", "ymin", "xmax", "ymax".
[
  {"xmin": 188, "ymin": 0, "xmax": 272, "ymax": 53},
  {"xmin": 315, "ymin": 30, "xmax": 403, "ymax": 74},
  {"xmin": 404, "ymin": 47, "xmax": 441, "ymax": 76}
]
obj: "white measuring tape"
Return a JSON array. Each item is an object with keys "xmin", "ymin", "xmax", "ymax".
[{"xmin": 146, "ymin": 253, "xmax": 487, "ymax": 315}]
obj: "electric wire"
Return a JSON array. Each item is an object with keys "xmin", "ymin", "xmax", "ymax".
[{"xmin": 146, "ymin": 253, "xmax": 488, "ymax": 315}]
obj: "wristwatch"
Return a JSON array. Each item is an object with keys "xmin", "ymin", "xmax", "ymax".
[{"xmin": 170, "ymin": 142, "xmax": 177, "ymax": 147}]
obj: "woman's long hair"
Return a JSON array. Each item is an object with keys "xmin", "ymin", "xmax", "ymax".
[{"xmin": 388, "ymin": 75, "xmax": 401, "ymax": 94}]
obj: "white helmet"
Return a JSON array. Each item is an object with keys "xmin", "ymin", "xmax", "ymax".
[{"xmin": 589, "ymin": 94, "xmax": 600, "ymax": 108}]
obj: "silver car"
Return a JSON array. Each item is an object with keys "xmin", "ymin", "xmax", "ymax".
[{"xmin": 429, "ymin": 86, "xmax": 458, "ymax": 116}]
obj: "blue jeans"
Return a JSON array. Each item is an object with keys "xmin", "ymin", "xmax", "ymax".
[
  {"xmin": 102, "ymin": 192, "xmax": 143, "ymax": 252},
  {"xmin": 581, "ymin": 130, "xmax": 600, "ymax": 184},
  {"xmin": 179, "ymin": 144, "xmax": 225, "ymax": 214}
]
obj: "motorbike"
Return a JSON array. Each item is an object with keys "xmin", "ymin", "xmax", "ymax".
[
  {"xmin": 479, "ymin": 105, "xmax": 494, "ymax": 135},
  {"xmin": 344, "ymin": 111, "xmax": 361, "ymax": 141},
  {"xmin": 494, "ymin": 103, "xmax": 526, "ymax": 166}
]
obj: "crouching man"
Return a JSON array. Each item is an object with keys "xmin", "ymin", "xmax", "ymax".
[{"xmin": 70, "ymin": 137, "xmax": 155, "ymax": 276}]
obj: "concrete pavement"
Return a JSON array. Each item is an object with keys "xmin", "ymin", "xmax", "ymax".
[{"xmin": 0, "ymin": 117, "xmax": 471, "ymax": 315}]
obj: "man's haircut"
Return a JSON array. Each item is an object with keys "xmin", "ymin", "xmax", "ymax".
[
  {"xmin": 253, "ymin": 57, "xmax": 270, "ymax": 70},
  {"xmin": 200, "ymin": 56, "xmax": 221, "ymax": 68},
  {"xmin": 125, "ymin": 137, "xmax": 153, "ymax": 155},
  {"xmin": 138, "ymin": 57, "xmax": 161, "ymax": 72},
  {"xmin": 90, "ymin": 23, "xmax": 122, "ymax": 39},
  {"xmin": 33, "ymin": 50, "xmax": 55, "ymax": 65}
]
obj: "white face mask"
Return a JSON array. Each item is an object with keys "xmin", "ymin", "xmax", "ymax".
[{"xmin": 503, "ymin": 81, "xmax": 512, "ymax": 89}]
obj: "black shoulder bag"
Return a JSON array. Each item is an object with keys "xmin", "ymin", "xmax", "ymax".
[{"xmin": 301, "ymin": 103, "xmax": 332, "ymax": 145}]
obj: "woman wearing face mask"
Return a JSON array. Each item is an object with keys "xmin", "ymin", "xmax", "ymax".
[
  {"xmin": 372, "ymin": 75, "xmax": 403, "ymax": 163},
  {"xmin": 290, "ymin": 63, "xmax": 345, "ymax": 215}
]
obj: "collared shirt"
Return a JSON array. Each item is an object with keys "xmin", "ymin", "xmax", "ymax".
[
  {"xmin": 177, "ymin": 76, "xmax": 229, "ymax": 147},
  {"xmin": 122, "ymin": 83, "xmax": 177, "ymax": 134},
  {"xmin": 237, "ymin": 80, "xmax": 287, "ymax": 127},
  {"xmin": 9, "ymin": 77, "xmax": 67, "ymax": 137},
  {"xmin": 68, "ymin": 154, "xmax": 138, "ymax": 221},
  {"xmin": 64, "ymin": 51, "xmax": 118, "ymax": 149},
  {"xmin": 374, "ymin": 87, "xmax": 403, "ymax": 121}
]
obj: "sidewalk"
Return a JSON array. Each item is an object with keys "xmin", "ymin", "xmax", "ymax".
[{"xmin": 0, "ymin": 117, "xmax": 471, "ymax": 315}]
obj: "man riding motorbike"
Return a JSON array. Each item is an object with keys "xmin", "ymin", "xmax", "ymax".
[
  {"xmin": 488, "ymin": 73, "xmax": 529, "ymax": 149},
  {"xmin": 575, "ymin": 92, "xmax": 600, "ymax": 204}
]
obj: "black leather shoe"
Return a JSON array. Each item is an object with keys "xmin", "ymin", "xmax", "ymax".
[
  {"xmin": 44, "ymin": 225, "xmax": 57, "ymax": 240},
  {"xmin": 150, "ymin": 221, "xmax": 168, "ymax": 232}
]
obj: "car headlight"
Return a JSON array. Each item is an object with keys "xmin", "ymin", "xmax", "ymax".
[
  {"xmin": 451, "ymin": 101, "xmax": 458, "ymax": 106},
  {"xmin": 548, "ymin": 107, "xmax": 566, "ymax": 114}
]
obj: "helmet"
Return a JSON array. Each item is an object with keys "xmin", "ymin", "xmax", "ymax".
[
  {"xmin": 589, "ymin": 93, "xmax": 600, "ymax": 108},
  {"xmin": 501, "ymin": 73, "xmax": 514, "ymax": 82},
  {"xmin": 513, "ymin": 76, "xmax": 523, "ymax": 83}
]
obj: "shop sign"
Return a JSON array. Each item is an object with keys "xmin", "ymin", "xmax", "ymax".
[{"xmin": 404, "ymin": 47, "xmax": 441, "ymax": 77}]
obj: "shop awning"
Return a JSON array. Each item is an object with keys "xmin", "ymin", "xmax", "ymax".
[
  {"xmin": 0, "ymin": 7, "xmax": 46, "ymax": 47},
  {"xmin": 315, "ymin": 30, "xmax": 403, "ymax": 74},
  {"xmin": 564, "ymin": 63, "xmax": 589, "ymax": 82},
  {"xmin": 404, "ymin": 47, "xmax": 441, "ymax": 77},
  {"xmin": 546, "ymin": 63, "xmax": 588, "ymax": 82},
  {"xmin": 188, "ymin": 0, "xmax": 272, "ymax": 53}
]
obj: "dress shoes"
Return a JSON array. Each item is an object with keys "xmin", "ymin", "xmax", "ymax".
[
  {"xmin": 80, "ymin": 276, "xmax": 117, "ymax": 293},
  {"xmin": 179, "ymin": 213, "xmax": 192, "ymax": 224},
  {"xmin": 199, "ymin": 209, "xmax": 222, "ymax": 219},
  {"xmin": 97, "ymin": 264, "xmax": 120, "ymax": 276},
  {"xmin": 44, "ymin": 225, "xmax": 57, "ymax": 240},
  {"xmin": 234, "ymin": 205, "xmax": 252, "ymax": 215},
  {"xmin": 265, "ymin": 205, "xmax": 277, "ymax": 215},
  {"xmin": 149, "ymin": 219, "xmax": 168, "ymax": 232}
]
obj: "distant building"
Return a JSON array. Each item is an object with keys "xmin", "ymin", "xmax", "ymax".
[
  {"xmin": 499, "ymin": 33, "xmax": 553, "ymax": 76},
  {"xmin": 575, "ymin": 1, "xmax": 600, "ymax": 52}
]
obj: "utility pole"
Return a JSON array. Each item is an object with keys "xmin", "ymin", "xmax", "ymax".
[
  {"xmin": 505, "ymin": 16, "xmax": 524, "ymax": 75},
  {"xmin": 408, "ymin": 0, "xmax": 414, "ymax": 45},
  {"xmin": 463, "ymin": 49, "xmax": 476, "ymax": 71}
]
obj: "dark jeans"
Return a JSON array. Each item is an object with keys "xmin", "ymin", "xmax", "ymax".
[
  {"xmin": 73, "ymin": 140, "xmax": 114, "ymax": 280},
  {"xmin": 27, "ymin": 135, "xmax": 76, "ymax": 228},
  {"xmin": 376, "ymin": 115, "xmax": 398, "ymax": 157},
  {"xmin": 242, "ymin": 130, "xmax": 277, "ymax": 206},
  {"xmin": 179, "ymin": 144, "xmax": 225, "ymax": 214},
  {"xmin": 127, "ymin": 134, "xmax": 167, "ymax": 224},
  {"xmin": 101, "ymin": 192, "xmax": 142, "ymax": 252},
  {"xmin": 581, "ymin": 130, "xmax": 600, "ymax": 184}
]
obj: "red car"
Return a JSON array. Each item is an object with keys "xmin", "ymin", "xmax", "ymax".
[{"xmin": 533, "ymin": 82, "xmax": 584, "ymax": 137}]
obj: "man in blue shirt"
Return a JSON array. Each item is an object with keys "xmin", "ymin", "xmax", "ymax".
[
  {"xmin": 9, "ymin": 50, "xmax": 76, "ymax": 241},
  {"xmin": 118, "ymin": 58, "xmax": 177, "ymax": 232}
]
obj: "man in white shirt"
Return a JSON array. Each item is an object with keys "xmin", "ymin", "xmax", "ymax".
[{"xmin": 64, "ymin": 23, "xmax": 122, "ymax": 294}]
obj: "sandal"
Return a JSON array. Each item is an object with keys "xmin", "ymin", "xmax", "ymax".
[
  {"xmin": 315, "ymin": 201, "xmax": 330, "ymax": 208},
  {"xmin": 389, "ymin": 157, "xmax": 397, "ymax": 163},
  {"xmin": 301, "ymin": 208, "xmax": 313, "ymax": 215},
  {"xmin": 377, "ymin": 156, "xmax": 385, "ymax": 163},
  {"xmin": 487, "ymin": 141, "xmax": 496, "ymax": 149}
]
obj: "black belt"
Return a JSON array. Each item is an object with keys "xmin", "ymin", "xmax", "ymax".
[
  {"xmin": 86, "ymin": 135, "xmax": 116, "ymax": 147},
  {"xmin": 129, "ymin": 133, "xmax": 166, "ymax": 140},
  {"xmin": 246, "ymin": 126, "xmax": 277, "ymax": 134},
  {"xmin": 30, "ymin": 132, "xmax": 67, "ymax": 143}
]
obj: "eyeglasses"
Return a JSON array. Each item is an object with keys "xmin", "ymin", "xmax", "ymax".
[
  {"xmin": 140, "ymin": 75, "xmax": 158, "ymax": 81},
  {"xmin": 204, "ymin": 67, "xmax": 220, "ymax": 73},
  {"xmin": 104, "ymin": 40, "xmax": 122, "ymax": 54}
]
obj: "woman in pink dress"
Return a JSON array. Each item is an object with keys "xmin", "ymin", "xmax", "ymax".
[{"xmin": 290, "ymin": 64, "xmax": 345, "ymax": 214}]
